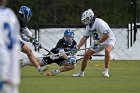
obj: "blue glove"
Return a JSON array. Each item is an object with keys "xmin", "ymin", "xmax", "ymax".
[{"xmin": 66, "ymin": 56, "xmax": 77, "ymax": 64}]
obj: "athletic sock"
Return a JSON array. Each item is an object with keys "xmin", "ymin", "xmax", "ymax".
[
  {"xmin": 80, "ymin": 71, "xmax": 84, "ymax": 74},
  {"xmin": 104, "ymin": 68, "xmax": 109, "ymax": 72},
  {"xmin": 37, "ymin": 66, "xmax": 41, "ymax": 71}
]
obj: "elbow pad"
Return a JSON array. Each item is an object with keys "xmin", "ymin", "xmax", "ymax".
[
  {"xmin": 22, "ymin": 27, "xmax": 33, "ymax": 38},
  {"xmin": 20, "ymin": 34, "xmax": 30, "ymax": 42}
]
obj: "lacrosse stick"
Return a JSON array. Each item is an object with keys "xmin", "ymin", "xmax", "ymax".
[
  {"xmin": 39, "ymin": 45, "xmax": 53, "ymax": 54},
  {"xmin": 76, "ymin": 56, "xmax": 92, "ymax": 62},
  {"xmin": 38, "ymin": 45, "xmax": 61, "ymax": 60},
  {"xmin": 43, "ymin": 47, "xmax": 92, "ymax": 58}
]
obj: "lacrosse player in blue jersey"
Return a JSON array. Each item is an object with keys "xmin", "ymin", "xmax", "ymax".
[
  {"xmin": 18, "ymin": 6, "xmax": 48, "ymax": 73},
  {"xmin": 0, "ymin": 0, "xmax": 20, "ymax": 93}
]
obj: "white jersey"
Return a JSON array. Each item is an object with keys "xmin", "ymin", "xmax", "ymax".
[
  {"xmin": 84, "ymin": 18, "xmax": 116, "ymax": 47},
  {"xmin": 0, "ymin": 7, "xmax": 20, "ymax": 85}
]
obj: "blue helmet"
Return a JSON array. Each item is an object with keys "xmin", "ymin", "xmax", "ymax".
[
  {"xmin": 64, "ymin": 29, "xmax": 74, "ymax": 37},
  {"xmin": 19, "ymin": 6, "xmax": 32, "ymax": 22}
]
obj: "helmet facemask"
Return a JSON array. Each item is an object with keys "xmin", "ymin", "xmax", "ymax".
[
  {"xmin": 81, "ymin": 9, "xmax": 94, "ymax": 25},
  {"xmin": 64, "ymin": 29, "xmax": 74, "ymax": 46},
  {"xmin": 81, "ymin": 17, "xmax": 90, "ymax": 25}
]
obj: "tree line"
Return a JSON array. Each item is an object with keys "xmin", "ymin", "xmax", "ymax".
[{"xmin": 8, "ymin": 0, "xmax": 140, "ymax": 26}]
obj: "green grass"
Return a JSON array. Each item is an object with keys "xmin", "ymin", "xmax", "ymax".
[{"xmin": 20, "ymin": 60, "xmax": 140, "ymax": 93}]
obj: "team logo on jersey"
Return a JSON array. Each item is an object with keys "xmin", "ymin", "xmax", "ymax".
[{"xmin": 89, "ymin": 29, "xmax": 100, "ymax": 40}]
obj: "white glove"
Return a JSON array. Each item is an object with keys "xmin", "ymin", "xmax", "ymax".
[
  {"xmin": 94, "ymin": 40, "xmax": 100, "ymax": 49},
  {"xmin": 58, "ymin": 48, "xmax": 65, "ymax": 57}
]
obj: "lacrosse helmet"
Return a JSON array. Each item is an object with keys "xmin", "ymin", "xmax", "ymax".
[
  {"xmin": 19, "ymin": 6, "xmax": 32, "ymax": 22},
  {"xmin": 64, "ymin": 29, "xmax": 74, "ymax": 37},
  {"xmin": 81, "ymin": 9, "xmax": 94, "ymax": 25},
  {"xmin": 64, "ymin": 29, "xmax": 74, "ymax": 46}
]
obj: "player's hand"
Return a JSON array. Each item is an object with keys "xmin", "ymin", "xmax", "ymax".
[
  {"xmin": 94, "ymin": 40, "xmax": 100, "ymax": 49},
  {"xmin": 30, "ymin": 37, "xmax": 37, "ymax": 44},
  {"xmin": 30, "ymin": 37, "xmax": 41, "ymax": 48},
  {"xmin": 50, "ymin": 55, "xmax": 59, "ymax": 60},
  {"xmin": 58, "ymin": 48, "xmax": 65, "ymax": 57},
  {"xmin": 71, "ymin": 45, "xmax": 79, "ymax": 54}
]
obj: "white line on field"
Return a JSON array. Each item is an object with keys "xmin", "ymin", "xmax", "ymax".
[
  {"xmin": 122, "ymin": 76, "xmax": 140, "ymax": 77},
  {"xmin": 95, "ymin": 68, "xmax": 124, "ymax": 69}
]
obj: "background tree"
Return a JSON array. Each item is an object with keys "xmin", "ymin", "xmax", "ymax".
[{"xmin": 8, "ymin": 0, "xmax": 139, "ymax": 26}]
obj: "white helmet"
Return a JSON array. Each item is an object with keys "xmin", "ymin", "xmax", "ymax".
[{"xmin": 81, "ymin": 9, "xmax": 94, "ymax": 25}]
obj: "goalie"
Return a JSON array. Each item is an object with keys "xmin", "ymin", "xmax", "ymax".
[
  {"xmin": 18, "ymin": 6, "xmax": 48, "ymax": 73},
  {"xmin": 21, "ymin": 29, "xmax": 78, "ymax": 76}
]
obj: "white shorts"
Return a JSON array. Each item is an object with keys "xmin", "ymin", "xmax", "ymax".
[
  {"xmin": 90, "ymin": 40, "xmax": 116, "ymax": 53},
  {"xmin": 90, "ymin": 44, "xmax": 106, "ymax": 53}
]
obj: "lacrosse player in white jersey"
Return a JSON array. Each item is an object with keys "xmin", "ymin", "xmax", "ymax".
[
  {"xmin": 0, "ymin": 0, "xmax": 20, "ymax": 93},
  {"xmin": 72, "ymin": 9, "xmax": 116, "ymax": 77}
]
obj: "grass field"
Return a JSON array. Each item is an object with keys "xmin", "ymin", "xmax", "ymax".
[{"xmin": 20, "ymin": 60, "xmax": 140, "ymax": 93}]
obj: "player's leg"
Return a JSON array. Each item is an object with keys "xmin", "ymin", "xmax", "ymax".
[
  {"xmin": 72, "ymin": 49, "xmax": 94, "ymax": 77},
  {"xmin": 52, "ymin": 62, "xmax": 76, "ymax": 75},
  {"xmin": 1, "ymin": 51, "xmax": 20, "ymax": 93},
  {"xmin": 50, "ymin": 57, "xmax": 76, "ymax": 75},
  {"xmin": 20, "ymin": 58, "xmax": 46, "ymax": 67},
  {"xmin": 103, "ymin": 44, "xmax": 113, "ymax": 77},
  {"xmin": 21, "ymin": 44, "xmax": 40, "ymax": 68},
  {"xmin": 21, "ymin": 44, "xmax": 48, "ymax": 73},
  {"xmin": 60, "ymin": 62, "xmax": 75, "ymax": 72},
  {"xmin": 81, "ymin": 49, "xmax": 94, "ymax": 71}
]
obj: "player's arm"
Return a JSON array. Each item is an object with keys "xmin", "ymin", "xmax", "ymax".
[
  {"xmin": 98, "ymin": 33, "xmax": 109, "ymax": 43},
  {"xmin": 54, "ymin": 39, "xmax": 64, "ymax": 49},
  {"xmin": 21, "ymin": 27, "xmax": 33, "ymax": 40},
  {"xmin": 77, "ymin": 36, "xmax": 88, "ymax": 49},
  {"xmin": 20, "ymin": 33, "xmax": 30, "ymax": 42},
  {"xmin": 21, "ymin": 27, "xmax": 40, "ymax": 46},
  {"xmin": 54, "ymin": 39, "xmax": 68, "ymax": 58},
  {"xmin": 58, "ymin": 48, "xmax": 68, "ymax": 59},
  {"xmin": 97, "ymin": 22, "xmax": 110, "ymax": 43}
]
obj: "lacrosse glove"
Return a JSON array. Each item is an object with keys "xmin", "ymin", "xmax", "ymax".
[
  {"xmin": 94, "ymin": 40, "xmax": 100, "ymax": 49},
  {"xmin": 66, "ymin": 56, "xmax": 77, "ymax": 65},
  {"xmin": 30, "ymin": 37, "xmax": 41, "ymax": 48}
]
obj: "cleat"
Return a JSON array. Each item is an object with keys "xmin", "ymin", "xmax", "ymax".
[
  {"xmin": 20, "ymin": 60, "xmax": 26, "ymax": 68},
  {"xmin": 72, "ymin": 72, "xmax": 84, "ymax": 77},
  {"xmin": 38, "ymin": 65, "xmax": 49, "ymax": 74},
  {"xmin": 51, "ymin": 70, "xmax": 60, "ymax": 75},
  {"xmin": 102, "ymin": 71, "xmax": 110, "ymax": 77}
]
